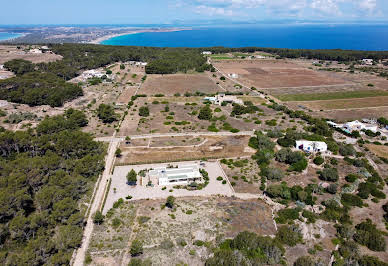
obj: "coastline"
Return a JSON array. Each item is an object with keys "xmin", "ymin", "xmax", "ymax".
[
  {"xmin": 0, "ymin": 32, "xmax": 25, "ymax": 42},
  {"xmin": 91, "ymin": 28, "xmax": 191, "ymax": 44}
]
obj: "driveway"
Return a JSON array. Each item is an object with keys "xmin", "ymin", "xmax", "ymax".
[{"xmin": 102, "ymin": 161, "xmax": 234, "ymax": 214}]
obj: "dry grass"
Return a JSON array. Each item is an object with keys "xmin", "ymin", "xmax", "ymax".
[
  {"xmin": 88, "ymin": 197, "xmax": 275, "ymax": 265},
  {"xmin": 141, "ymin": 73, "xmax": 220, "ymax": 96},
  {"xmin": 115, "ymin": 135, "xmax": 255, "ymax": 165},
  {"xmin": 294, "ymin": 96, "xmax": 388, "ymax": 110},
  {"xmin": 365, "ymin": 144, "xmax": 388, "ymax": 159},
  {"xmin": 214, "ymin": 59, "xmax": 348, "ymax": 88}
]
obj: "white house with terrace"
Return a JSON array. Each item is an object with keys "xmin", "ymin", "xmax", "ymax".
[
  {"xmin": 149, "ymin": 164, "xmax": 202, "ymax": 186},
  {"xmin": 296, "ymin": 140, "xmax": 328, "ymax": 153}
]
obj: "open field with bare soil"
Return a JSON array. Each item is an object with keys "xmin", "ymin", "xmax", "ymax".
[
  {"xmin": 115, "ymin": 135, "xmax": 255, "ymax": 165},
  {"xmin": 275, "ymin": 89, "xmax": 388, "ymax": 102},
  {"xmin": 141, "ymin": 73, "xmax": 220, "ymax": 96},
  {"xmin": 0, "ymin": 45, "xmax": 62, "ymax": 64},
  {"xmin": 213, "ymin": 59, "xmax": 349, "ymax": 89},
  {"xmin": 287, "ymin": 96, "xmax": 388, "ymax": 111},
  {"xmin": 310, "ymin": 106, "xmax": 388, "ymax": 122},
  {"xmin": 88, "ymin": 196, "xmax": 276, "ymax": 266},
  {"xmin": 365, "ymin": 144, "xmax": 388, "ymax": 159}
]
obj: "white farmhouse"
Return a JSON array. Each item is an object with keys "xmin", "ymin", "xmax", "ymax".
[
  {"xmin": 362, "ymin": 59, "xmax": 373, "ymax": 65},
  {"xmin": 149, "ymin": 164, "xmax": 202, "ymax": 186},
  {"xmin": 204, "ymin": 94, "xmax": 243, "ymax": 106},
  {"xmin": 202, "ymin": 51, "xmax": 212, "ymax": 55},
  {"xmin": 295, "ymin": 140, "xmax": 328, "ymax": 153},
  {"xmin": 343, "ymin": 120, "xmax": 378, "ymax": 133},
  {"xmin": 82, "ymin": 70, "xmax": 104, "ymax": 79},
  {"xmin": 29, "ymin": 48, "xmax": 42, "ymax": 54}
]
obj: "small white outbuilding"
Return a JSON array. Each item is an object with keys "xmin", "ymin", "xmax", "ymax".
[{"xmin": 295, "ymin": 140, "xmax": 328, "ymax": 153}]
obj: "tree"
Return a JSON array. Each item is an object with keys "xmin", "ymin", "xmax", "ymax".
[
  {"xmin": 313, "ymin": 156, "xmax": 324, "ymax": 165},
  {"xmin": 127, "ymin": 170, "xmax": 137, "ymax": 185},
  {"xmin": 130, "ymin": 239, "xmax": 143, "ymax": 257},
  {"xmin": 65, "ymin": 108, "xmax": 88, "ymax": 127},
  {"xmin": 261, "ymin": 167, "xmax": 284, "ymax": 181},
  {"xmin": 319, "ymin": 168, "xmax": 339, "ymax": 182},
  {"xmin": 115, "ymin": 148, "xmax": 122, "ymax": 157},
  {"xmin": 139, "ymin": 106, "xmax": 149, "ymax": 117},
  {"xmin": 294, "ymin": 256, "xmax": 315, "ymax": 266},
  {"xmin": 166, "ymin": 196, "xmax": 175, "ymax": 208},
  {"xmin": 198, "ymin": 105, "xmax": 212, "ymax": 120},
  {"xmin": 120, "ymin": 64, "xmax": 125, "ymax": 70},
  {"xmin": 339, "ymin": 144, "xmax": 356, "ymax": 157},
  {"xmin": 97, "ymin": 104, "xmax": 117, "ymax": 123},
  {"xmin": 276, "ymin": 225, "xmax": 303, "ymax": 246},
  {"xmin": 93, "ymin": 211, "xmax": 104, "ymax": 224}
]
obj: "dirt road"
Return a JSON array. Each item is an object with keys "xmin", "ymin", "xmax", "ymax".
[
  {"xmin": 95, "ymin": 130, "xmax": 256, "ymax": 142},
  {"xmin": 73, "ymin": 140, "xmax": 119, "ymax": 265}
]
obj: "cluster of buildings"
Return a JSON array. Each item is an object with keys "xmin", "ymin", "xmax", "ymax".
[
  {"xmin": 148, "ymin": 164, "xmax": 202, "ymax": 186},
  {"xmin": 328, "ymin": 120, "xmax": 378, "ymax": 134},
  {"xmin": 203, "ymin": 94, "xmax": 244, "ymax": 106}
]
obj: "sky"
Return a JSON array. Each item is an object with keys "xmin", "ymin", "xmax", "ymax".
[{"xmin": 1, "ymin": 0, "xmax": 387, "ymax": 25}]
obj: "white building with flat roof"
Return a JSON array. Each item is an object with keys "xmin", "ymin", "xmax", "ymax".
[
  {"xmin": 149, "ymin": 164, "xmax": 202, "ymax": 186},
  {"xmin": 228, "ymin": 73, "xmax": 238, "ymax": 78},
  {"xmin": 203, "ymin": 94, "xmax": 244, "ymax": 106},
  {"xmin": 343, "ymin": 120, "xmax": 378, "ymax": 133},
  {"xmin": 202, "ymin": 51, "xmax": 212, "ymax": 55},
  {"xmin": 362, "ymin": 59, "xmax": 373, "ymax": 65},
  {"xmin": 296, "ymin": 140, "xmax": 328, "ymax": 153}
]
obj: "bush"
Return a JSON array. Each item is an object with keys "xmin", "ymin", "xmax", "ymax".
[
  {"xmin": 166, "ymin": 196, "xmax": 175, "ymax": 208},
  {"xmin": 130, "ymin": 240, "xmax": 143, "ymax": 257},
  {"xmin": 139, "ymin": 106, "xmax": 150, "ymax": 117},
  {"xmin": 326, "ymin": 183, "xmax": 338, "ymax": 194},
  {"xmin": 276, "ymin": 225, "xmax": 303, "ymax": 246},
  {"xmin": 313, "ymin": 156, "xmax": 324, "ymax": 165},
  {"xmin": 354, "ymin": 220, "xmax": 386, "ymax": 252},
  {"xmin": 193, "ymin": 240, "xmax": 204, "ymax": 246},
  {"xmin": 341, "ymin": 193, "xmax": 363, "ymax": 207},
  {"xmin": 97, "ymin": 104, "xmax": 117, "ymax": 123},
  {"xmin": 127, "ymin": 169, "xmax": 137, "ymax": 185},
  {"xmin": 294, "ymin": 256, "xmax": 315, "ymax": 266},
  {"xmin": 276, "ymin": 208, "xmax": 300, "ymax": 224},
  {"xmin": 261, "ymin": 167, "xmax": 284, "ymax": 181},
  {"xmin": 319, "ymin": 168, "xmax": 339, "ymax": 182},
  {"xmin": 93, "ymin": 211, "xmax": 104, "ymax": 224},
  {"xmin": 339, "ymin": 144, "xmax": 356, "ymax": 156},
  {"xmin": 345, "ymin": 173, "xmax": 358, "ymax": 183},
  {"xmin": 198, "ymin": 105, "xmax": 212, "ymax": 120}
]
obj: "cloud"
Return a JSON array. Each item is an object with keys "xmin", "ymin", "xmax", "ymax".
[
  {"xmin": 358, "ymin": 0, "xmax": 376, "ymax": 12},
  {"xmin": 195, "ymin": 5, "xmax": 234, "ymax": 16},
  {"xmin": 175, "ymin": 0, "xmax": 384, "ymax": 19}
]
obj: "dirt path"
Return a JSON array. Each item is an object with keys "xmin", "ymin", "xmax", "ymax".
[
  {"xmin": 73, "ymin": 140, "xmax": 119, "ymax": 266},
  {"xmin": 95, "ymin": 130, "xmax": 255, "ymax": 142}
]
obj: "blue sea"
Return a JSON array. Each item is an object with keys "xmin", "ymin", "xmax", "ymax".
[
  {"xmin": 102, "ymin": 24, "xmax": 388, "ymax": 51},
  {"xmin": 0, "ymin": 32, "xmax": 23, "ymax": 41}
]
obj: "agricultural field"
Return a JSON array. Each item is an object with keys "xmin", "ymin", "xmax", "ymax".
[
  {"xmin": 87, "ymin": 197, "xmax": 276, "ymax": 266},
  {"xmin": 117, "ymin": 96, "xmax": 302, "ymax": 137},
  {"xmin": 275, "ymin": 89, "xmax": 388, "ymax": 102},
  {"xmin": 365, "ymin": 144, "xmax": 388, "ymax": 159},
  {"xmin": 141, "ymin": 73, "xmax": 220, "ymax": 96},
  {"xmin": 115, "ymin": 135, "xmax": 256, "ymax": 165},
  {"xmin": 213, "ymin": 59, "xmax": 348, "ymax": 89}
]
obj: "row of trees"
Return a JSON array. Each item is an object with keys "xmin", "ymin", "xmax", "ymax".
[{"xmin": 204, "ymin": 47, "xmax": 388, "ymax": 61}]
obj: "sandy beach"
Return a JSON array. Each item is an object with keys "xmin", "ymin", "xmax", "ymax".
[{"xmin": 90, "ymin": 28, "xmax": 191, "ymax": 44}]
